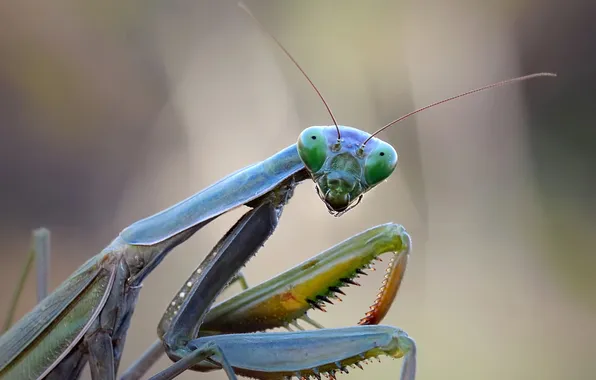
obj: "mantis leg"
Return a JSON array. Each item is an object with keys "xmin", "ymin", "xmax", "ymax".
[
  {"xmin": 142, "ymin": 200, "xmax": 280, "ymax": 379},
  {"xmin": 121, "ymin": 230, "xmax": 321, "ymax": 380},
  {"xmin": 122, "ymin": 203, "xmax": 280, "ymax": 380},
  {"xmin": 151, "ymin": 223, "xmax": 413, "ymax": 379},
  {"xmin": 225, "ymin": 271, "xmax": 323, "ymax": 332},
  {"xmin": 216, "ymin": 263, "xmax": 323, "ymax": 332},
  {"xmin": 200, "ymin": 223, "xmax": 410, "ymax": 337},
  {"xmin": 120, "ymin": 262, "xmax": 255, "ymax": 380},
  {"xmin": 153, "ymin": 326, "xmax": 416, "ymax": 380},
  {"xmin": 120, "ymin": 272, "xmax": 251, "ymax": 380}
]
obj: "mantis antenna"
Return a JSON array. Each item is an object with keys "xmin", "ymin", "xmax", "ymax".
[
  {"xmin": 238, "ymin": 3, "xmax": 556, "ymax": 147},
  {"xmin": 238, "ymin": 2, "xmax": 341, "ymax": 141},
  {"xmin": 361, "ymin": 72, "xmax": 557, "ymax": 146}
]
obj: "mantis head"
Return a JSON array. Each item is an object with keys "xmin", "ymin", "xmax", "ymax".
[
  {"xmin": 297, "ymin": 126, "xmax": 398, "ymax": 215},
  {"xmin": 240, "ymin": 2, "xmax": 555, "ymax": 216}
]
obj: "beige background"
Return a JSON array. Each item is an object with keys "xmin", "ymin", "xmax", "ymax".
[{"xmin": 0, "ymin": 1, "xmax": 594, "ymax": 379}]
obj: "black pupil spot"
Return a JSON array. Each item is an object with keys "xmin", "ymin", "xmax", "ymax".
[
  {"xmin": 311, "ymin": 136, "xmax": 317, "ymax": 140},
  {"xmin": 380, "ymin": 152, "xmax": 385, "ymax": 156}
]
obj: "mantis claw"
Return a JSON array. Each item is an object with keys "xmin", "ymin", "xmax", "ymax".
[
  {"xmin": 200, "ymin": 223, "xmax": 411, "ymax": 336},
  {"xmin": 165, "ymin": 223, "xmax": 417, "ymax": 379},
  {"xmin": 139, "ymin": 223, "xmax": 413, "ymax": 379}
]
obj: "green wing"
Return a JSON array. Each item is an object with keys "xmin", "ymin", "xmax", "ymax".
[{"xmin": 0, "ymin": 253, "xmax": 115, "ymax": 379}]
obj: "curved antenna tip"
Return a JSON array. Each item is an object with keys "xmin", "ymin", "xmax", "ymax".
[{"xmin": 362, "ymin": 71, "xmax": 558, "ymax": 145}]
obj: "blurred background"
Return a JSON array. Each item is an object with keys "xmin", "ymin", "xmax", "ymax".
[{"xmin": 1, "ymin": 0, "xmax": 594, "ymax": 379}]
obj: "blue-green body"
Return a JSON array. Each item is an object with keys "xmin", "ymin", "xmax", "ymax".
[{"xmin": 0, "ymin": 125, "xmax": 408, "ymax": 380}]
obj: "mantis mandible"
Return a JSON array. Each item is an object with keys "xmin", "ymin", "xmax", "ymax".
[{"xmin": 0, "ymin": 4, "xmax": 556, "ymax": 380}]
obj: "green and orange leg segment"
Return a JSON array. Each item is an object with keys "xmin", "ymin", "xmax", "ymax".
[{"xmin": 200, "ymin": 222, "xmax": 411, "ymax": 337}]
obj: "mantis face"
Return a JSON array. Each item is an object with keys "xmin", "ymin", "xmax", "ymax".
[{"xmin": 297, "ymin": 125, "xmax": 398, "ymax": 215}]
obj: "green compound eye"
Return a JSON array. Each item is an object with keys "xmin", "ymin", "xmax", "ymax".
[
  {"xmin": 364, "ymin": 142, "xmax": 398, "ymax": 185},
  {"xmin": 297, "ymin": 126, "xmax": 328, "ymax": 173}
]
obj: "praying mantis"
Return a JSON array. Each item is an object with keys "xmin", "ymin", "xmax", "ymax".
[{"xmin": 0, "ymin": 4, "xmax": 556, "ymax": 380}]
